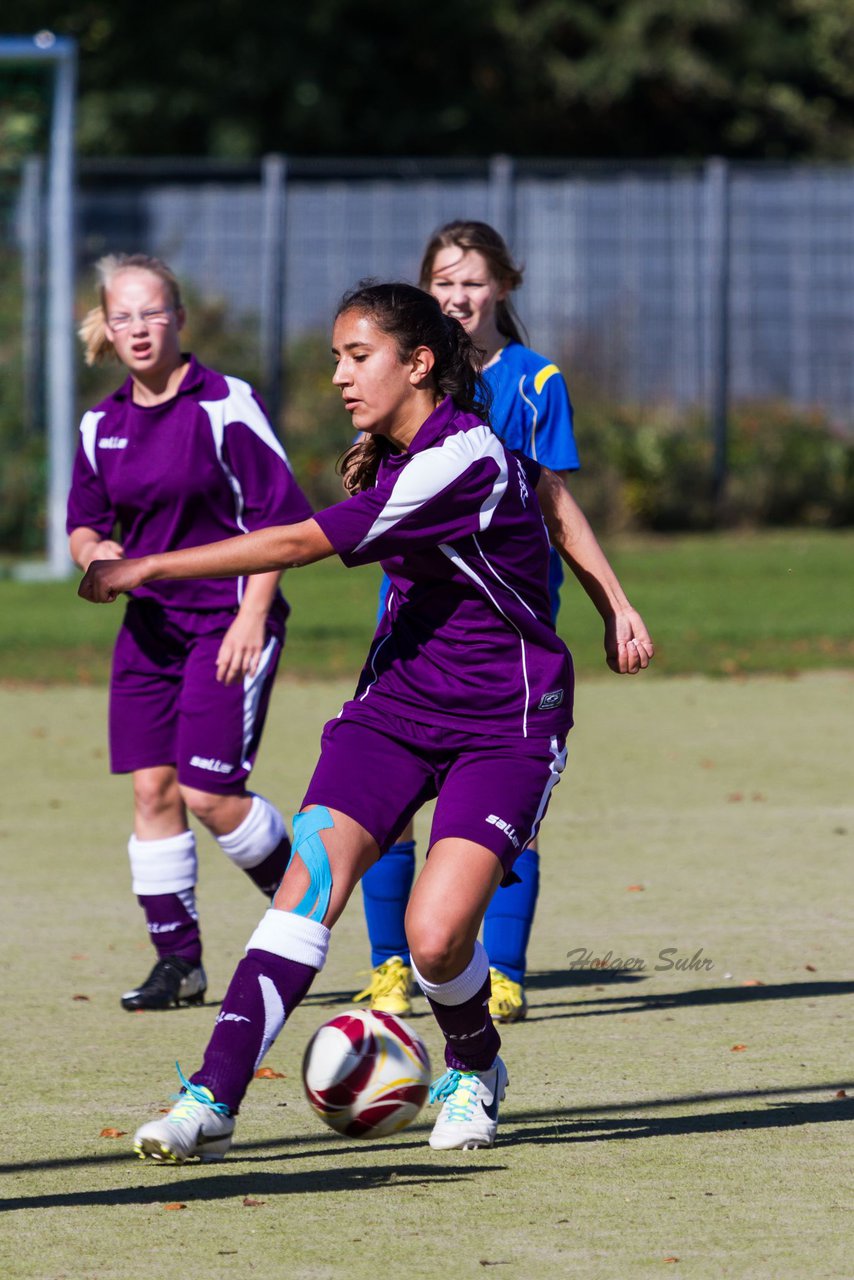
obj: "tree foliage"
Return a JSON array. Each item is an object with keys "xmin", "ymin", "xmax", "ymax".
[{"xmin": 2, "ymin": 0, "xmax": 854, "ymax": 159}]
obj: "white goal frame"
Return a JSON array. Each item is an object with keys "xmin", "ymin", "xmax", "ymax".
[{"xmin": 1, "ymin": 32, "xmax": 77, "ymax": 577}]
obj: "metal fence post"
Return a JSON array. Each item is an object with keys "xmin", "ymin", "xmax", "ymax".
[
  {"xmin": 706, "ymin": 157, "xmax": 731, "ymax": 514},
  {"xmin": 1, "ymin": 34, "xmax": 78, "ymax": 576},
  {"xmin": 260, "ymin": 154, "xmax": 288, "ymax": 427},
  {"xmin": 45, "ymin": 38, "xmax": 77, "ymax": 577},
  {"xmin": 488, "ymin": 154, "xmax": 516, "ymax": 246},
  {"xmin": 19, "ymin": 155, "xmax": 44, "ymax": 435}
]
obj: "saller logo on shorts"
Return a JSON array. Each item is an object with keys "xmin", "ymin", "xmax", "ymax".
[
  {"xmin": 189, "ymin": 755, "xmax": 234, "ymax": 773},
  {"xmin": 486, "ymin": 814, "xmax": 520, "ymax": 850},
  {"xmin": 538, "ymin": 689, "xmax": 564, "ymax": 710}
]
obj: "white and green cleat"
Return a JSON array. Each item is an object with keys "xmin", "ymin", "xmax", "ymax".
[
  {"xmin": 428, "ymin": 1056, "xmax": 508, "ymax": 1150},
  {"xmin": 134, "ymin": 1069, "xmax": 234, "ymax": 1164}
]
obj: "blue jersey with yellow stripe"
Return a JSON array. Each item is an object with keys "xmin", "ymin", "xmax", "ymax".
[
  {"xmin": 484, "ymin": 342, "xmax": 579, "ymax": 473},
  {"xmin": 376, "ymin": 342, "xmax": 579, "ymax": 623}
]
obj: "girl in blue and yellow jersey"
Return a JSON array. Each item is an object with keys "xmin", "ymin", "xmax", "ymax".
[{"xmin": 356, "ymin": 221, "xmax": 580, "ymax": 1024}]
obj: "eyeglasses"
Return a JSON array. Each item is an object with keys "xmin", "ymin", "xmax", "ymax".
[{"xmin": 106, "ymin": 307, "xmax": 174, "ymax": 331}]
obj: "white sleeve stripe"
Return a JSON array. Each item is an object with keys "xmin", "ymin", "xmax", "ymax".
[
  {"xmin": 79, "ymin": 410, "xmax": 105, "ymax": 474},
  {"xmin": 221, "ymin": 376, "xmax": 291, "ymax": 465},
  {"xmin": 200, "ymin": 377, "xmax": 294, "ymax": 542},
  {"xmin": 439, "ymin": 542, "xmax": 531, "ymax": 738},
  {"xmin": 354, "ymin": 425, "xmax": 507, "ymax": 554}
]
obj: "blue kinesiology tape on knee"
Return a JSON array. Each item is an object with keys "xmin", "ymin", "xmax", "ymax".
[{"xmin": 291, "ymin": 807, "xmax": 335, "ymax": 922}]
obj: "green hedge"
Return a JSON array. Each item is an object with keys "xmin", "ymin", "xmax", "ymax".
[{"xmin": 570, "ymin": 400, "xmax": 854, "ymax": 532}]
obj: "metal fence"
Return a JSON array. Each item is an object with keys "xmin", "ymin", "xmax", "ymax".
[
  {"xmin": 60, "ymin": 156, "xmax": 854, "ymax": 431},
  {"xmin": 5, "ymin": 152, "xmax": 854, "ymax": 565}
]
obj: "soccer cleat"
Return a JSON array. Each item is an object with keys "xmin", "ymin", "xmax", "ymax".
[
  {"xmin": 427, "ymin": 1056, "xmax": 508, "ymax": 1150},
  {"xmin": 121, "ymin": 955, "xmax": 207, "ymax": 1012},
  {"xmin": 488, "ymin": 968, "xmax": 528, "ymax": 1024},
  {"xmin": 134, "ymin": 1068, "xmax": 235, "ymax": 1164},
  {"xmin": 352, "ymin": 955, "xmax": 414, "ymax": 1016}
]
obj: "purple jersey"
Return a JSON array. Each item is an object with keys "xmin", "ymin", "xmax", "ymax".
[
  {"xmin": 314, "ymin": 397, "xmax": 574, "ymax": 739},
  {"xmin": 66, "ymin": 355, "xmax": 313, "ymax": 611}
]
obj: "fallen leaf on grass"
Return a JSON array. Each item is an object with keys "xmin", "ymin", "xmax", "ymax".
[
  {"xmin": 243, "ymin": 1196, "xmax": 265, "ymax": 1207},
  {"xmin": 805, "ymin": 964, "xmax": 817, "ymax": 972},
  {"xmin": 164, "ymin": 1203, "xmax": 186, "ymax": 1211},
  {"xmin": 626, "ymin": 884, "xmax": 645, "ymax": 892},
  {"xmin": 99, "ymin": 1128, "xmax": 127, "ymax": 1139},
  {"xmin": 72, "ymin": 994, "xmax": 90, "ymax": 1001},
  {"xmin": 742, "ymin": 979, "xmax": 764, "ymax": 987},
  {"xmin": 663, "ymin": 1257, "xmax": 679, "ymax": 1264},
  {"xmin": 835, "ymin": 1090, "xmax": 848, "ymax": 1099},
  {"xmin": 731, "ymin": 1044, "xmax": 748, "ymax": 1052},
  {"xmin": 254, "ymin": 1067, "xmax": 285, "ymax": 1079},
  {"xmin": 727, "ymin": 792, "xmax": 744, "ymax": 803}
]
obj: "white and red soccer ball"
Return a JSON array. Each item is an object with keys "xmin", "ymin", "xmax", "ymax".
[{"xmin": 302, "ymin": 1008, "xmax": 431, "ymax": 1138}]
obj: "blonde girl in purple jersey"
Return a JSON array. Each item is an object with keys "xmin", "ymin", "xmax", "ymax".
[
  {"xmin": 68, "ymin": 254, "xmax": 312, "ymax": 1013},
  {"xmin": 79, "ymin": 282, "xmax": 652, "ymax": 1158}
]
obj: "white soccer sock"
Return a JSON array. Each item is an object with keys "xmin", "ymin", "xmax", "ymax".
[
  {"xmin": 128, "ymin": 830, "xmax": 198, "ymax": 904},
  {"xmin": 246, "ymin": 908, "xmax": 330, "ymax": 971},
  {"xmin": 411, "ymin": 939, "xmax": 490, "ymax": 1006},
  {"xmin": 216, "ymin": 794, "xmax": 287, "ymax": 869}
]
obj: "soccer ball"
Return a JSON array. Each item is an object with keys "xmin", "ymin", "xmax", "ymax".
[{"xmin": 302, "ymin": 1008, "xmax": 431, "ymax": 1138}]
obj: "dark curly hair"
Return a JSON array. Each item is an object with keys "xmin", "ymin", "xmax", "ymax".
[{"xmin": 337, "ymin": 281, "xmax": 491, "ymax": 494}]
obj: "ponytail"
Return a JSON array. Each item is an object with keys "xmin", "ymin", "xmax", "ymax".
[{"xmin": 336, "ymin": 281, "xmax": 491, "ymax": 495}]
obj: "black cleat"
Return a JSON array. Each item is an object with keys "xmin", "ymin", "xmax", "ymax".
[{"xmin": 121, "ymin": 955, "xmax": 207, "ymax": 1012}]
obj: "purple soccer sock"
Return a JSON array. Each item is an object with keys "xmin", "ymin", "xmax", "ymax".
[
  {"xmin": 427, "ymin": 973, "xmax": 501, "ymax": 1073},
  {"xmin": 190, "ymin": 948, "xmax": 317, "ymax": 1113},
  {"xmin": 242, "ymin": 834, "xmax": 292, "ymax": 898},
  {"xmin": 138, "ymin": 893, "xmax": 202, "ymax": 965}
]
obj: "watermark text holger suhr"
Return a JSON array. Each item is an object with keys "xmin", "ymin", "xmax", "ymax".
[{"xmin": 566, "ymin": 947, "xmax": 714, "ymax": 973}]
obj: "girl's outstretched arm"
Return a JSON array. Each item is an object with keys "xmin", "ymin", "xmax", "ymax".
[{"xmin": 78, "ymin": 519, "xmax": 334, "ymax": 604}]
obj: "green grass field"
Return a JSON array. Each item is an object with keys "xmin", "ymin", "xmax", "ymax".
[
  {"xmin": 1, "ymin": 530, "xmax": 852, "ymax": 1277},
  {"xmin": 2, "ymin": 530, "xmax": 853, "ymax": 683}
]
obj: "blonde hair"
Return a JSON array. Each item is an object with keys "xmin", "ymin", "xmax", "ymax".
[
  {"xmin": 78, "ymin": 253, "xmax": 183, "ymax": 366},
  {"xmin": 418, "ymin": 220, "xmax": 526, "ymax": 345}
]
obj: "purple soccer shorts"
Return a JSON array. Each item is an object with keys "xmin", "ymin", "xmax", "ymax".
[
  {"xmin": 301, "ymin": 704, "xmax": 567, "ymax": 880},
  {"xmin": 109, "ymin": 598, "xmax": 284, "ymax": 794}
]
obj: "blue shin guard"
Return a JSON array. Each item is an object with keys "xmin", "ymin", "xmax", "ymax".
[
  {"xmin": 360, "ymin": 839, "xmax": 415, "ymax": 967},
  {"xmin": 482, "ymin": 845, "xmax": 540, "ymax": 985}
]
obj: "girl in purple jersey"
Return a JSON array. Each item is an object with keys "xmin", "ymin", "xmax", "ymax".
[
  {"xmin": 357, "ymin": 221, "xmax": 580, "ymax": 1026},
  {"xmin": 67, "ymin": 254, "xmax": 312, "ymax": 1013},
  {"xmin": 79, "ymin": 282, "xmax": 652, "ymax": 1157}
]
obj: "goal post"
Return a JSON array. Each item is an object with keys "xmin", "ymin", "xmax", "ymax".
[{"xmin": 1, "ymin": 32, "xmax": 77, "ymax": 578}]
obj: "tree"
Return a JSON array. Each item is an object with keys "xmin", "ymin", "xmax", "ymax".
[{"xmin": 2, "ymin": 0, "xmax": 854, "ymax": 159}]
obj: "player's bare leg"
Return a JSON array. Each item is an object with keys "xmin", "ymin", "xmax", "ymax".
[{"xmin": 407, "ymin": 840, "xmax": 509, "ymax": 1149}]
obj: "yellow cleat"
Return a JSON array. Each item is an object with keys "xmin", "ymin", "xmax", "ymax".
[
  {"xmin": 488, "ymin": 967, "xmax": 528, "ymax": 1023},
  {"xmin": 353, "ymin": 955, "xmax": 414, "ymax": 1016}
]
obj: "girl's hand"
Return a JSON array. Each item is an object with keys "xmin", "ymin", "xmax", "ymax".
[
  {"xmin": 216, "ymin": 613, "xmax": 268, "ymax": 685},
  {"xmin": 605, "ymin": 609, "xmax": 655, "ymax": 674},
  {"xmin": 78, "ymin": 558, "xmax": 145, "ymax": 603}
]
